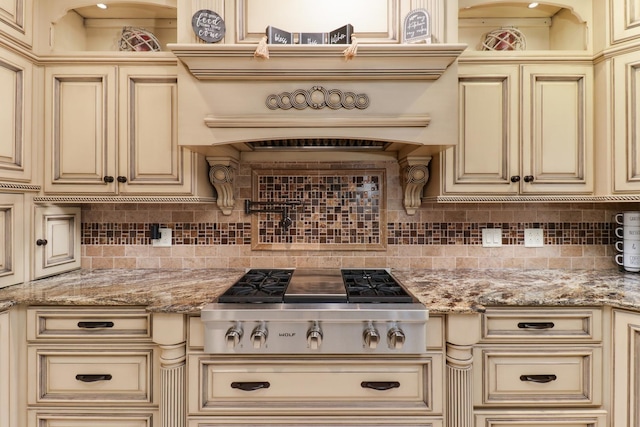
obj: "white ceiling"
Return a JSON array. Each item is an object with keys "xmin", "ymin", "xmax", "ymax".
[
  {"xmin": 459, "ymin": 2, "xmax": 563, "ymax": 19},
  {"xmin": 73, "ymin": 4, "xmax": 176, "ymax": 19}
]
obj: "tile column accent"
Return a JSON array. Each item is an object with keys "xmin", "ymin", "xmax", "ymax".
[
  {"xmin": 206, "ymin": 157, "xmax": 239, "ymax": 215},
  {"xmin": 446, "ymin": 314, "xmax": 481, "ymax": 427},
  {"xmin": 399, "ymin": 156, "xmax": 431, "ymax": 215},
  {"xmin": 153, "ymin": 313, "xmax": 187, "ymax": 427}
]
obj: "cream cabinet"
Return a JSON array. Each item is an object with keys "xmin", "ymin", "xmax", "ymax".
[
  {"xmin": 187, "ymin": 315, "xmax": 444, "ymax": 426},
  {"xmin": 26, "ymin": 306, "xmax": 158, "ymax": 426},
  {"xmin": 0, "ymin": 310, "xmax": 8, "ymax": 426},
  {"xmin": 474, "ymin": 307, "xmax": 606, "ymax": 426},
  {"xmin": 0, "ymin": 0, "xmax": 33, "ymax": 49},
  {"xmin": 0, "ymin": 48, "xmax": 33, "ymax": 183},
  {"xmin": 612, "ymin": 309, "xmax": 640, "ymax": 427},
  {"xmin": 0, "ymin": 193, "xmax": 25, "ymax": 288},
  {"xmin": 610, "ymin": 0, "xmax": 640, "ymax": 44},
  {"xmin": 0, "ymin": 307, "xmax": 27, "ymax": 427},
  {"xmin": 33, "ymin": 205, "xmax": 80, "ymax": 279},
  {"xmin": 442, "ymin": 62, "xmax": 593, "ymax": 195},
  {"xmin": 43, "ymin": 64, "xmax": 211, "ymax": 198}
]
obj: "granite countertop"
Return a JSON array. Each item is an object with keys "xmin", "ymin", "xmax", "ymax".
[{"xmin": 1, "ymin": 268, "xmax": 640, "ymax": 314}]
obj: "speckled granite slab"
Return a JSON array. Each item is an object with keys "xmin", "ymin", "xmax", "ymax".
[{"xmin": 1, "ymin": 268, "xmax": 640, "ymax": 314}]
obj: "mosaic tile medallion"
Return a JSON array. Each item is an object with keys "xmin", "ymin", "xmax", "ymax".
[{"xmin": 250, "ymin": 169, "xmax": 387, "ymax": 251}]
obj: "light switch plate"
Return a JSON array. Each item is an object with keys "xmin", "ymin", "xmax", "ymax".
[
  {"xmin": 482, "ymin": 228, "xmax": 502, "ymax": 247},
  {"xmin": 152, "ymin": 228, "xmax": 172, "ymax": 247},
  {"xmin": 524, "ymin": 228, "xmax": 544, "ymax": 247}
]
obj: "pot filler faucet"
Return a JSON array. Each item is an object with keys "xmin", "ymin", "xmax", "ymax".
[{"xmin": 244, "ymin": 199, "xmax": 304, "ymax": 231}]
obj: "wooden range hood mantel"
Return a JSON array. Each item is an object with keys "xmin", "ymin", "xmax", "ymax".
[
  {"xmin": 169, "ymin": 43, "xmax": 466, "ymax": 215},
  {"xmin": 169, "ymin": 43, "xmax": 467, "ymax": 80}
]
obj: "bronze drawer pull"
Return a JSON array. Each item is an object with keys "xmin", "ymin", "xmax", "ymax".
[
  {"xmin": 75, "ymin": 374, "xmax": 113, "ymax": 383},
  {"xmin": 519, "ymin": 374, "xmax": 557, "ymax": 383},
  {"xmin": 230, "ymin": 381, "xmax": 271, "ymax": 391},
  {"xmin": 517, "ymin": 322, "xmax": 555, "ymax": 330},
  {"xmin": 77, "ymin": 321, "xmax": 115, "ymax": 329},
  {"xmin": 361, "ymin": 381, "xmax": 401, "ymax": 391}
]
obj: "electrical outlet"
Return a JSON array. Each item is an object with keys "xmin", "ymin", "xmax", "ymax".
[
  {"xmin": 524, "ymin": 228, "xmax": 544, "ymax": 247},
  {"xmin": 482, "ymin": 228, "xmax": 502, "ymax": 247},
  {"xmin": 152, "ymin": 228, "xmax": 172, "ymax": 247}
]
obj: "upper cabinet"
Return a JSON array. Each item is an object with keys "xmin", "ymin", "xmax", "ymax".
[
  {"xmin": 35, "ymin": 0, "xmax": 176, "ymax": 54},
  {"xmin": 0, "ymin": 0, "xmax": 33, "ymax": 49},
  {"xmin": 458, "ymin": 1, "xmax": 592, "ymax": 53}
]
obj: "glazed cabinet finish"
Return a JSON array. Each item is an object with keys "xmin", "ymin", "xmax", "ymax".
[
  {"xmin": 0, "ymin": 0, "xmax": 33, "ymax": 48},
  {"xmin": 474, "ymin": 307, "xmax": 605, "ymax": 426},
  {"xmin": 26, "ymin": 306, "xmax": 158, "ymax": 427},
  {"xmin": 187, "ymin": 315, "xmax": 444, "ymax": 426},
  {"xmin": 0, "ymin": 193, "xmax": 24, "ymax": 288},
  {"xmin": 612, "ymin": 309, "xmax": 640, "ymax": 427},
  {"xmin": 43, "ymin": 64, "xmax": 207, "ymax": 197},
  {"xmin": 33, "ymin": 205, "xmax": 80, "ymax": 279},
  {"xmin": 0, "ymin": 48, "xmax": 32, "ymax": 183},
  {"xmin": 0, "ymin": 310, "xmax": 8, "ymax": 426},
  {"xmin": 445, "ymin": 62, "xmax": 593, "ymax": 195},
  {"xmin": 610, "ymin": 0, "xmax": 640, "ymax": 43}
]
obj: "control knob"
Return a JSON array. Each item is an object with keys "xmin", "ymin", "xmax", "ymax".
[
  {"xmin": 225, "ymin": 325, "xmax": 243, "ymax": 349},
  {"xmin": 363, "ymin": 324, "xmax": 380, "ymax": 349},
  {"xmin": 387, "ymin": 325, "xmax": 405, "ymax": 350},
  {"xmin": 251, "ymin": 324, "xmax": 268, "ymax": 349},
  {"xmin": 307, "ymin": 322, "xmax": 323, "ymax": 350}
]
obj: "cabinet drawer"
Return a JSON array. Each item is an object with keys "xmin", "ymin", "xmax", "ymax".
[
  {"xmin": 189, "ymin": 355, "xmax": 440, "ymax": 416},
  {"xmin": 482, "ymin": 308, "xmax": 601, "ymax": 342},
  {"xmin": 29, "ymin": 411, "xmax": 155, "ymax": 427},
  {"xmin": 29, "ymin": 347, "xmax": 154, "ymax": 405},
  {"xmin": 475, "ymin": 410, "xmax": 607, "ymax": 426},
  {"xmin": 474, "ymin": 346, "xmax": 602, "ymax": 406},
  {"xmin": 27, "ymin": 307, "xmax": 151, "ymax": 341}
]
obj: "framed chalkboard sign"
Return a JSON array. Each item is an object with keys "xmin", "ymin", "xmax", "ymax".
[
  {"xmin": 192, "ymin": 9, "xmax": 225, "ymax": 43},
  {"xmin": 403, "ymin": 9, "xmax": 431, "ymax": 43}
]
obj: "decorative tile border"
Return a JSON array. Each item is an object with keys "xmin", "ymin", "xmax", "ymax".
[{"xmin": 82, "ymin": 221, "xmax": 615, "ymax": 246}]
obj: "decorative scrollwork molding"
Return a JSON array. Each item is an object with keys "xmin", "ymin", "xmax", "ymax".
[
  {"xmin": 266, "ymin": 86, "xmax": 369, "ymax": 110},
  {"xmin": 206, "ymin": 157, "xmax": 239, "ymax": 216},
  {"xmin": 399, "ymin": 156, "xmax": 432, "ymax": 215}
]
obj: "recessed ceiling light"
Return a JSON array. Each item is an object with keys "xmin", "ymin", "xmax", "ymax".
[
  {"xmin": 528, "ymin": 2, "xmax": 539, "ymax": 8},
  {"xmin": 97, "ymin": 3, "xmax": 107, "ymax": 9}
]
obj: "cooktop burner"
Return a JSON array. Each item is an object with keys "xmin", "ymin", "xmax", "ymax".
[{"xmin": 218, "ymin": 268, "xmax": 413, "ymax": 304}]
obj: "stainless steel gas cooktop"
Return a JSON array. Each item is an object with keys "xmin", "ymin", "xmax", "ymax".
[{"xmin": 201, "ymin": 268, "xmax": 428, "ymax": 355}]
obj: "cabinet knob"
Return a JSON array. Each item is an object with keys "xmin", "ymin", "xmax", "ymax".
[
  {"xmin": 523, "ymin": 175, "xmax": 535, "ymax": 183},
  {"xmin": 510, "ymin": 176, "xmax": 521, "ymax": 183},
  {"xmin": 36, "ymin": 239, "xmax": 48, "ymax": 246},
  {"xmin": 117, "ymin": 176, "xmax": 128, "ymax": 183},
  {"xmin": 103, "ymin": 176, "xmax": 114, "ymax": 183}
]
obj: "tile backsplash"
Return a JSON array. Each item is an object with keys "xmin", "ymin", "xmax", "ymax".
[{"xmin": 81, "ymin": 160, "xmax": 629, "ymax": 270}]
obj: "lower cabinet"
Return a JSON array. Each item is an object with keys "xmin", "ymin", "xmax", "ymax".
[
  {"xmin": 187, "ymin": 418, "xmax": 443, "ymax": 426},
  {"xmin": 0, "ymin": 193, "xmax": 26, "ymax": 288},
  {"xmin": 473, "ymin": 307, "xmax": 606, "ymax": 426},
  {"xmin": 26, "ymin": 306, "xmax": 159, "ymax": 427},
  {"xmin": 612, "ymin": 309, "xmax": 640, "ymax": 427}
]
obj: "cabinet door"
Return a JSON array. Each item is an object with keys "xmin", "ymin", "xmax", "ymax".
[
  {"xmin": 612, "ymin": 310, "xmax": 640, "ymax": 427},
  {"xmin": 33, "ymin": 206, "xmax": 81, "ymax": 279},
  {"xmin": 0, "ymin": 193, "xmax": 24, "ymax": 288},
  {"xmin": 444, "ymin": 64, "xmax": 519, "ymax": 194},
  {"xmin": 0, "ymin": 310, "xmax": 7, "ymax": 426},
  {"xmin": 610, "ymin": 0, "xmax": 640, "ymax": 43},
  {"xmin": 0, "ymin": 0, "xmax": 33, "ymax": 48},
  {"xmin": 612, "ymin": 51, "xmax": 640, "ymax": 193},
  {"xmin": 44, "ymin": 65, "xmax": 117, "ymax": 194},
  {"xmin": 0, "ymin": 50, "xmax": 32, "ymax": 182},
  {"xmin": 520, "ymin": 64, "xmax": 593, "ymax": 194},
  {"xmin": 118, "ymin": 66, "xmax": 194, "ymax": 195}
]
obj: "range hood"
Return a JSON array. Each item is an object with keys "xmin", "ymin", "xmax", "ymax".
[{"xmin": 169, "ymin": 42, "xmax": 466, "ymax": 214}]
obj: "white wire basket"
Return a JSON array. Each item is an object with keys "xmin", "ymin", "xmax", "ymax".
[
  {"xmin": 118, "ymin": 26, "xmax": 161, "ymax": 52},
  {"xmin": 481, "ymin": 27, "xmax": 526, "ymax": 51}
]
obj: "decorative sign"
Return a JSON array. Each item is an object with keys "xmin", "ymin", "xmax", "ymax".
[
  {"xmin": 192, "ymin": 9, "xmax": 225, "ymax": 43},
  {"xmin": 300, "ymin": 32, "xmax": 326, "ymax": 45},
  {"xmin": 329, "ymin": 24, "xmax": 354, "ymax": 44},
  {"xmin": 266, "ymin": 26, "xmax": 294, "ymax": 44},
  {"xmin": 403, "ymin": 9, "xmax": 431, "ymax": 43}
]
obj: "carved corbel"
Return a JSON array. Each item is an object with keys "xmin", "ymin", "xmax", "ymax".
[
  {"xmin": 206, "ymin": 157, "xmax": 239, "ymax": 215},
  {"xmin": 399, "ymin": 156, "xmax": 432, "ymax": 215}
]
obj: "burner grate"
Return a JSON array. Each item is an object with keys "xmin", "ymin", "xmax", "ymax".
[
  {"xmin": 341, "ymin": 269, "xmax": 413, "ymax": 303},
  {"xmin": 218, "ymin": 269, "xmax": 293, "ymax": 303}
]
